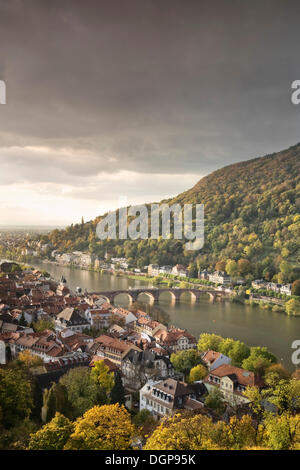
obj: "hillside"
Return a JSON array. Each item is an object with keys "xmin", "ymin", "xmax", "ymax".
[{"xmin": 41, "ymin": 143, "xmax": 300, "ymax": 282}]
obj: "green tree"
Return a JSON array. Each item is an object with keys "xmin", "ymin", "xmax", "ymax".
[
  {"xmin": 59, "ymin": 367, "xmax": 99, "ymax": 418},
  {"xmin": 0, "ymin": 367, "xmax": 33, "ymax": 428},
  {"xmin": 19, "ymin": 312, "xmax": 28, "ymax": 327},
  {"xmin": 264, "ymin": 413, "xmax": 300, "ymax": 450},
  {"xmin": 110, "ymin": 372, "xmax": 125, "ymax": 406},
  {"xmin": 197, "ymin": 333, "xmax": 223, "ymax": 353},
  {"xmin": 227, "ymin": 340, "xmax": 250, "ymax": 366},
  {"xmin": 205, "ymin": 388, "xmax": 225, "ymax": 414},
  {"xmin": 133, "ymin": 409, "xmax": 156, "ymax": 429},
  {"xmin": 242, "ymin": 347, "xmax": 277, "ymax": 376},
  {"xmin": 170, "ymin": 349, "xmax": 202, "ymax": 375},
  {"xmin": 41, "ymin": 383, "xmax": 70, "ymax": 423},
  {"xmin": 33, "ymin": 317, "xmax": 55, "ymax": 332}
]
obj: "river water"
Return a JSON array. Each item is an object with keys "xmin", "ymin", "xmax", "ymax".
[{"xmin": 34, "ymin": 261, "xmax": 300, "ymax": 371}]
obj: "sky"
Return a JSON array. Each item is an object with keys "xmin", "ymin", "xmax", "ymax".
[{"xmin": 0, "ymin": 0, "xmax": 300, "ymax": 226}]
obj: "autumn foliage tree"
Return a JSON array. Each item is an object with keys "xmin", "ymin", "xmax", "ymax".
[
  {"xmin": 64, "ymin": 404, "xmax": 134, "ymax": 450},
  {"xmin": 292, "ymin": 279, "xmax": 300, "ymax": 296},
  {"xmin": 17, "ymin": 350, "xmax": 43, "ymax": 368},
  {"xmin": 188, "ymin": 364, "xmax": 208, "ymax": 383},
  {"xmin": 91, "ymin": 360, "xmax": 115, "ymax": 403},
  {"xmin": 28, "ymin": 413, "xmax": 74, "ymax": 450},
  {"xmin": 144, "ymin": 412, "xmax": 260, "ymax": 450}
]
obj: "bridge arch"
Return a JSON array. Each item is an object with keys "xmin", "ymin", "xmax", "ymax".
[
  {"xmin": 99, "ymin": 295, "xmax": 110, "ymax": 304},
  {"xmin": 111, "ymin": 291, "xmax": 134, "ymax": 306},
  {"xmin": 156, "ymin": 289, "xmax": 177, "ymax": 303},
  {"xmin": 178, "ymin": 290, "xmax": 197, "ymax": 303},
  {"xmin": 136, "ymin": 291, "xmax": 156, "ymax": 305},
  {"xmin": 197, "ymin": 290, "xmax": 215, "ymax": 302}
]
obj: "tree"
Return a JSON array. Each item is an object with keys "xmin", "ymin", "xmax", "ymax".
[
  {"xmin": 59, "ymin": 367, "xmax": 99, "ymax": 418},
  {"xmin": 133, "ymin": 409, "xmax": 156, "ymax": 439},
  {"xmin": 204, "ymin": 388, "xmax": 225, "ymax": 414},
  {"xmin": 225, "ymin": 259, "xmax": 238, "ymax": 278},
  {"xmin": 285, "ymin": 298, "xmax": 300, "ymax": 316},
  {"xmin": 292, "ymin": 369, "xmax": 300, "ymax": 381},
  {"xmin": 237, "ymin": 258, "xmax": 252, "ymax": 276},
  {"xmin": 219, "ymin": 338, "xmax": 236, "ymax": 356},
  {"xmin": 242, "ymin": 347, "xmax": 277, "ymax": 376},
  {"xmin": 91, "ymin": 360, "xmax": 115, "ymax": 403},
  {"xmin": 170, "ymin": 349, "xmax": 202, "ymax": 375},
  {"xmin": 197, "ymin": 333, "xmax": 223, "ymax": 353},
  {"xmin": 33, "ymin": 317, "xmax": 55, "ymax": 332},
  {"xmin": 64, "ymin": 404, "xmax": 134, "ymax": 450},
  {"xmin": 215, "ymin": 260, "xmax": 226, "ymax": 271},
  {"xmin": 28, "ymin": 413, "xmax": 74, "ymax": 450},
  {"xmin": 291, "ymin": 279, "xmax": 300, "ymax": 296},
  {"xmin": 110, "ymin": 372, "xmax": 125, "ymax": 406},
  {"xmin": 19, "ymin": 312, "xmax": 28, "ymax": 327},
  {"xmin": 227, "ymin": 341, "xmax": 250, "ymax": 366},
  {"xmin": 264, "ymin": 364, "xmax": 291, "ymax": 382},
  {"xmin": 144, "ymin": 413, "xmax": 220, "ymax": 450},
  {"xmin": 264, "ymin": 413, "xmax": 300, "ymax": 450},
  {"xmin": 0, "ymin": 367, "xmax": 33, "ymax": 428},
  {"xmin": 144, "ymin": 412, "xmax": 258, "ymax": 450},
  {"xmin": 133, "ymin": 409, "xmax": 156, "ymax": 429},
  {"xmin": 41, "ymin": 383, "xmax": 70, "ymax": 423},
  {"xmin": 264, "ymin": 378, "xmax": 300, "ymax": 414},
  {"xmin": 279, "ymin": 261, "xmax": 293, "ymax": 283},
  {"xmin": 188, "ymin": 364, "xmax": 208, "ymax": 382},
  {"xmin": 245, "ymin": 378, "xmax": 300, "ymax": 416},
  {"xmin": 17, "ymin": 350, "xmax": 43, "ymax": 368}
]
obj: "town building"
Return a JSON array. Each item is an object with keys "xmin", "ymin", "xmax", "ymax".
[
  {"xmin": 208, "ymin": 271, "xmax": 231, "ymax": 285},
  {"xmin": 172, "ymin": 264, "xmax": 188, "ymax": 277},
  {"xmin": 91, "ymin": 334, "xmax": 141, "ymax": 365},
  {"xmin": 203, "ymin": 364, "xmax": 264, "ymax": 406},
  {"xmin": 252, "ymin": 279, "xmax": 267, "ymax": 289},
  {"xmin": 121, "ymin": 348, "xmax": 175, "ymax": 390},
  {"xmin": 148, "ymin": 264, "xmax": 160, "ymax": 276},
  {"xmin": 280, "ymin": 284, "xmax": 292, "ymax": 296},
  {"xmin": 201, "ymin": 349, "xmax": 231, "ymax": 371},
  {"xmin": 55, "ymin": 307, "xmax": 90, "ymax": 333},
  {"xmin": 154, "ymin": 326, "xmax": 197, "ymax": 352},
  {"xmin": 140, "ymin": 378, "xmax": 206, "ymax": 419}
]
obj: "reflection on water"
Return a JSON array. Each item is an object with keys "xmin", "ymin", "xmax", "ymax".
[{"xmin": 34, "ymin": 261, "xmax": 300, "ymax": 370}]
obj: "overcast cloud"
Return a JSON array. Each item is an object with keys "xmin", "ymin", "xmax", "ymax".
[{"xmin": 0, "ymin": 0, "xmax": 300, "ymax": 225}]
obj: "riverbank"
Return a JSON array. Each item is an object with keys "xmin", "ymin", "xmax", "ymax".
[
  {"xmin": 19, "ymin": 256, "xmax": 300, "ymax": 316},
  {"xmin": 27, "ymin": 259, "xmax": 300, "ymax": 370}
]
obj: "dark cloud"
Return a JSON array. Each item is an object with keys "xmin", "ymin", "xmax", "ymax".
[{"xmin": 0, "ymin": 0, "xmax": 299, "ymax": 223}]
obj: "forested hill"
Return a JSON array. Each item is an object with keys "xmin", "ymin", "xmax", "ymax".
[{"xmin": 42, "ymin": 143, "xmax": 300, "ymax": 282}]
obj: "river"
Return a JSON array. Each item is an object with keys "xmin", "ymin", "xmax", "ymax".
[{"xmin": 33, "ymin": 261, "xmax": 300, "ymax": 371}]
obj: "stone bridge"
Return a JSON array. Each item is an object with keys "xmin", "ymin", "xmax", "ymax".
[{"xmin": 89, "ymin": 288, "xmax": 228, "ymax": 305}]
